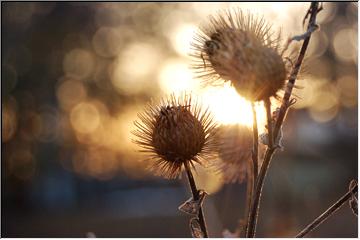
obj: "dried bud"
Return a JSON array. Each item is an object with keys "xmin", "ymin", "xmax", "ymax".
[
  {"xmin": 191, "ymin": 9, "xmax": 288, "ymax": 102},
  {"xmin": 132, "ymin": 94, "xmax": 218, "ymax": 179},
  {"xmin": 215, "ymin": 124, "xmax": 254, "ymax": 183}
]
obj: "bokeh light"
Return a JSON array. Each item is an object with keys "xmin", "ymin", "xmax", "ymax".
[
  {"xmin": 332, "ymin": 28, "xmax": 357, "ymax": 63},
  {"xmin": 3, "ymin": 2, "xmax": 356, "ymax": 181},
  {"xmin": 92, "ymin": 27, "xmax": 123, "ymax": 58},
  {"xmin": 63, "ymin": 48, "xmax": 95, "ymax": 80},
  {"xmin": 110, "ymin": 41, "xmax": 161, "ymax": 94},
  {"xmin": 56, "ymin": 78, "xmax": 87, "ymax": 110},
  {"xmin": 70, "ymin": 102, "xmax": 101, "ymax": 134}
]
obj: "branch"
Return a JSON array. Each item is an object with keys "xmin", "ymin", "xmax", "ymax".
[{"xmin": 295, "ymin": 182, "xmax": 358, "ymax": 238}]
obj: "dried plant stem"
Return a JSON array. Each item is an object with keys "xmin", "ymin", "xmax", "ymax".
[
  {"xmin": 246, "ymin": 3, "xmax": 320, "ymax": 237},
  {"xmin": 264, "ymin": 99, "xmax": 273, "ymax": 149},
  {"xmin": 295, "ymin": 183, "xmax": 358, "ymax": 238},
  {"xmin": 241, "ymin": 160, "xmax": 255, "ymax": 237},
  {"xmin": 246, "ymin": 99, "xmax": 274, "ymax": 238},
  {"xmin": 237, "ymin": 103, "xmax": 258, "ymax": 237},
  {"xmin": 273, "ymin": 2, "xmax": 319, "ymax": 140},
  {"xmin": 251, "ymin": 102, "xmax": 259, "ymax": 181},
  {"xmin": 184, "ymin": 162, "xmax": 209, "ymax": 238}
]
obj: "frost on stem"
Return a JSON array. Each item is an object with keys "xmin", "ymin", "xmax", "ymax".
[
  {"xmin": 191, "ymin": 8, "xmax": 290, "ymax": 102},
  {"xmin": 259, "ymin": 107, "xmax": 284, "ymax": 150},
  {"xmin": 132, "ymin": 93, "xmax": 218, "ymax": 179}
]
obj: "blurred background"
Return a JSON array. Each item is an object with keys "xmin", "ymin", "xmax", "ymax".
[{"xmin": 2, "ymin": 2, "xmax": 357, "ymax": 237}]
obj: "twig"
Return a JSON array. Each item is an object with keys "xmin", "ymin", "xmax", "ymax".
[
  {"xmin": 295, "ymin": 183, "xmax": 358, "ymax": 238},
  {"xmin": 184, "ymin": 162, "xmax": 209, "ymax": 237},
  {"xmin": 245, "ymin": 2, "xmax": 320, "ymax": 238}
]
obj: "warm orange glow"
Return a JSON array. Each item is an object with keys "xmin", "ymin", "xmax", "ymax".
[
  {"xmin": 199, "ymin": 83, "xmax": 267, "ymax": 130},
  {"xmin": 70, "ymin": 102, "xmax": 101, "ymax": 134},
  {"xmin": 92, "ymin": 27, "xmax": 122, "ymax": 58},
  {"xmin": 110, "ymin": 42, "xmax": 160, "ymax": 94},
  {"xmin": 7, "ymin": 2, "xmax": 353, "ymax": 183},
  {"xmin": 193, "ymin": 165, "xmax": 224, "ymax": 194},
  {"xmin": 333, "ymin": 28, "xmax": 357, "ymax": 63},
  {"xmin": 56, "ymin": 79, "xmax": 87, "ymax": 110},
  {"xmin": 158, "ymin": 59, "xmax": 200, "ymax": 93}
]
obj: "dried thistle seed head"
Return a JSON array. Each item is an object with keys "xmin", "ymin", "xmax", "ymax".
[
  {"xmin": 132, "ymin": 94, "xmax": 218, "ymax": 179},
  {"xmin": 215, "ymin": 124, "xmax": 253, "ymax": 183},
  {"xmin": 191, "ymin": 9, "xmax": 287, "ymax": 102}
]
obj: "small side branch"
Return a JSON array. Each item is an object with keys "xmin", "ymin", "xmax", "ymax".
[{"xmin": 295, "ymin": 183, "xmax": 358, "ymax": 238}]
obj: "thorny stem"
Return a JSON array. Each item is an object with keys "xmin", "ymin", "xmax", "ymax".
[
  {"xmin": 184, "ymin": 162, "xmax": 209, "ymax": 238},
  {"xmin": 246, "ymin": 2, "xmax": 320, "ymax": 238},
  {"xmin": 295, "ymin": 183, "xmax": 358, "ymax": 238}
]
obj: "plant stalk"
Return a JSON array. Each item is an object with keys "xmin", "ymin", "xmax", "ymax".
[
  {"xmin": 251, "ymin": 102, "xmax": 259, "ymax": 181},
  {"xmin": 243, "ymin": 102, "xmax": 259, "ymax": 236},
  {"xmin": 295, "ymin": 184, "xmax": 358, "ymax": 238},
  {"xmin": 245, "ymin": 2, "xmax": 320, "ymax": 237},
  {"xmin": 246, "ymin": 98, "xmax": 274, "ymax": 238},
  {"xmin": 241, "ymin": 159, "xmax": 255, "ymax": 237},
  {"xmin": 184, "ymin": 162, "xmax": 209, "ymax": 238},
  {"xmin": 273, "ymin": 2, "xmax": 319, "ymax": 141}
]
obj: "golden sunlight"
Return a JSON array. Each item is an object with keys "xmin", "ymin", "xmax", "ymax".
[
  {"xmin": 199, "ymin": 83, "xmax": 267, "ymax": 130},
  {"xmin": 158, "ymin": 59, "xmax": 200, "ymax": 93},
  {"xmin": 171, "ymin": 24, "xmax": 198, "ymax": 56}
]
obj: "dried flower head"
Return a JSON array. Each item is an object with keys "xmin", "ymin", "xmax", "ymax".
[
  {"xmin": 216, "ymin": 124, "xmax": 260, "ymax": 183},
  {"xmin": 132, "ymin": 94, "xmax": 218, "ymax": 179},
  {"xmin": 191, "ymin": 9, "xmax": 288, "ymax": 102}
]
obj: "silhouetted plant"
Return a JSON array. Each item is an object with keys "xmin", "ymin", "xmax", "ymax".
[{"xmin": 133, "ymin": 2, "xmax": 357, "ymax": 238}]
